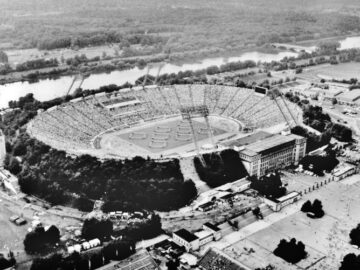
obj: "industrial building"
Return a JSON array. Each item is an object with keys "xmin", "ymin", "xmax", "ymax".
[{"xmin": 226, "ymin": 131, "xmax": 306, "ymax": 177}]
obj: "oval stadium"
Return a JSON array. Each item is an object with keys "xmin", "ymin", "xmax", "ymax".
[{"xmin": 27, "ymin": 84, "xmax": 303, "ymax": 159}]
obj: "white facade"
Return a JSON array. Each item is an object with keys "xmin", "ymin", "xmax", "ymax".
[
  {"xmin": 239, "ymin": 134, "xmax": 307, "ymax": 177},
  {"xmin": 172, "ymin": 230, "xmax": 200, "ymax": 252}
]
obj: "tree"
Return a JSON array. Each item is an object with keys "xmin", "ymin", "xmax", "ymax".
[
  {"xmin": 311, "ymin": 199, "xmax": 324, "ymax": 218},
  {"xmin": 301, "ymin": 199, "xmax": 324, "ymax": 218},
  {"xmin": 301, "ymin": 200, "xmax": 312, "ymax": 212},
  {"xmin": 24, "ymin": 225, "xmax": 61, "ymax": 254},
  {"xmin": 81, "ymin": 218, "xmax": 113, "ymax": 240},
  {"xmin": 166, "ymin": 259, "xmax": 180, "ymax": 270},
  {"xmin": 340, "ymin": 253, "xmax": 360, "ymax": 270},
  {"xmin": 0, "ymin": 51, "xmax": 8, "ymax": 63},
  {"xmin": 90, "ymin": 253, "xmax": 103, "ymax": 270},
  {"xmin": 249, "ymin": 172, "xmax": 286, "ymax": 199},
  {"xmin": 274, "ymin": 238, "xmax": 307, "ymax": 264},
  {"xmin": 194, "ymin": 149, "xmax": 248, "ymax": 188},
  {"xmin": 350, "ymin": 224, "xmax": 360, "ymax": 247},
  {"xmin": 46, "ymin": 225, "xmax": 60, "ymax": 244},
  {"xmin": 318, "ymin": 41, "xmax": 340, "ymax": 54}
]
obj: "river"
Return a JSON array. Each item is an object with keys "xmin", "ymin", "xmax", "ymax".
[
  {"xmin": 0, "ymin": 51, "xmax": 298, "ymax": 108},
  {"xmin": 0, "ymin": 36, "xmax": 360, "ymax": 109}
]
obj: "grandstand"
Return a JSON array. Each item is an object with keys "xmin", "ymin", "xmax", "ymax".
[{"xmin": 27, "ymin": 84, "xmax": 302, "ymax": 159}]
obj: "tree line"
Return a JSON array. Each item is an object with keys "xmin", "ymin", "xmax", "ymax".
[
  {"xmin": 28, "ymin": 214, "xmax": 162, "ymax": 270},
  {"xmin": 5, "ymin": 133, "xmax": 197, "ymax": 212}
]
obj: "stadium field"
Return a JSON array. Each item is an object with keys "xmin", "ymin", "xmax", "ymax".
[
  {"xmin": 300, "ymin": 62, "xmax": 360, "ymax": 81},
  {"xmin": 98, "ymin": 115, "xmax": 240, "ymax": 157},
  {"xmin": 117, "ymin": 118, "xmax": 226, "ymax": 153}
]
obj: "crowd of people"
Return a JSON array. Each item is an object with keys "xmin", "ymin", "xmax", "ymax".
[{"xmin": 28, "ymin": 84, "xmax": 301, "ymax": 155}]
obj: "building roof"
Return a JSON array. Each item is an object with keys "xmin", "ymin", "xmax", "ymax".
[
  {"xmin": 305, "ymin": 87, "xmax": 343, "ymax": 97},
  {"xmin": 173, "ymin": 229, "xmax": 199, "ymax": 242},
  {"xmin": 95, "ymin": 249, "xmax": 159, "ymax": 270},
  {"xmin": 275, "ymin": 191, "xmax": 300, "ymax": 203},
  {"xmin": 198, "ymin": 248, "xmax": 250, "ymax": 270},
  {"xmin": 241, "ymin": 134, "xmax": 296, "ymax": 156},
  {"xmin": 195, "ymin": 230, "xmax": 213, "ymax": 240},
  {"xmin": 338, "ymin": 90, "xmax": 360, "ymax": 102},
  {"xmin": 224, "ymin": 131, "xmax": 272, "ymax": 148},
  {"xmin": 204, "ymin": 222, "xmax": 221, "ymax": 232},
  {"xmin": 198, "ymin": 201, "xmax": 215, "ymax": 209}
]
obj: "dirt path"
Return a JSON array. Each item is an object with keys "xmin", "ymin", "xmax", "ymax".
[{"xmin": 179, "ymin": 157, "xmax": 210, "ymax": 194}]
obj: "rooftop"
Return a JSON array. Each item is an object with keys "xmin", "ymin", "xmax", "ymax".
[
  {"xmin": 276, "ymin": 191, "xmax": 300, "ymax": 203},
  {"xmin": 195, "ymin": 230, "xmax": 213, "ymax": 240},
  {"xmin": 198, "ymin": 248, "xmax": 250, "ymax": 270},
  {"xmin": 95, "ymin": 249, "xmax": 159, "ymax": 270},
  {"xmin": 198, "ymin": 201, "xmax": 215, "ymax": 209},
  {"xmin": 224, "ymin": 131, "xmax": 272, "ymax": 148},
  {"xmin": 242, "ymin": 134, "xmax": 296, "ymax": 155},
  {"xmin": 204, "ymin": 222, "xmax": 221, "ymax": 232},
  {"xmin": 173, "ymin": 229, "xmax": 199, "ymax": 242},
  {"xmin": 338, "ymin": 90, "xmax": 360, "ymax": 102}
]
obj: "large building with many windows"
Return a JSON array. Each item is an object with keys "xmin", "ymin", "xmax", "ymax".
[{"xmin": 225, "ymin": 131, "xmax": 306, "ymax": 177}]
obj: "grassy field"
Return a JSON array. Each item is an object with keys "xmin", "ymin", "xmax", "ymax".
[
  {"xmin": 117, "ymin": 118, "xmax": 225, "ymax": 153},
  {"xmin": 300, "ymin": 62, "xmax": 360, "ymax": 81}
]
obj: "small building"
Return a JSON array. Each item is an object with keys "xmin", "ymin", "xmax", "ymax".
[
  {"xmin": 73, "ymin": 244, "xmax": 82, "ymax": 253},
  {"xmin": 67, "ymin": 246, "xmax": 75, "ymax": 254},
  {"xmin": 172, "ymin": 229, "xmax": 199, "ymax": 252},
  {"xmin": 219, "ymin": 193, "xmax": 235, "ymax": 203},
  {"xmin": 197, "ymin": 201, "xmax": 215, "ymax": 212},
  {"xmin": 89, "ymin": 238, "xmax": 101, "ymax": 248},
  {"xmin": 333, "ymin": 165, "xmax": 357, "ymax": 181},
  {"xmin": 263, "ymin": 191, "xmax": 301, "ymax": 212},
  {"xmin": 82, "ymin": 242, "xmax": 91, "ymax": 250},
  {"xmin": 203, "ymin": 223, "xmax": 221, "ymax": 241},
  {"xmin": 195, "ymin": 230, "xmax": 214, "ymax": 246},
  {"xmin": 230, "ymin": 179, "xmax": 251, "ymax": 193}
]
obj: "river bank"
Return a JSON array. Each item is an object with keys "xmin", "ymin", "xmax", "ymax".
[{"xmin": 0, "ymin": 44, "xmax": 284, "ymax": 86}]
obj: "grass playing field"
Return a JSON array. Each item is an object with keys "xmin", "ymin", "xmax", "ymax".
[
  {"xmin": 300, "ymin": 62, "xmax": 360, "ymax": 81},
  {"xmin": 118, "ymin": 118, "xmax": 226, "ymax": 153}
]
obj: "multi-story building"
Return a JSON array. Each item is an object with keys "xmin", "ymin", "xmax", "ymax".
[
  {"xmin": 173, "ymin": 229, "xmax": 200, "ymax": 252},
  {"xmin": 226, "ymin": 131, "xmax": 306, "ymax": 177}
]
